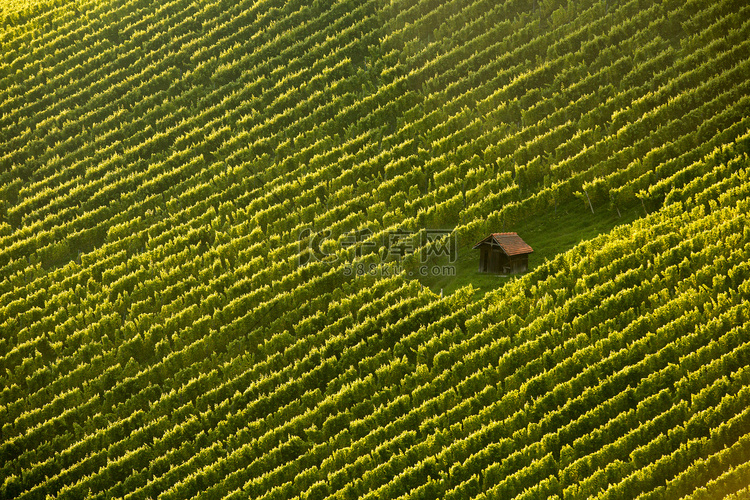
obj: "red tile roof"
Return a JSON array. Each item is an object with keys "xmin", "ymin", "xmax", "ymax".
[{"xmin": 472, "ymin": 232, "xmax": 533, "ymax": 256}]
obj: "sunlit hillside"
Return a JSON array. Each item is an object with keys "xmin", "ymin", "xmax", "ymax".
[{"xmin": 1, "ymin": 0, "xmax": 750, "ymax": 497}]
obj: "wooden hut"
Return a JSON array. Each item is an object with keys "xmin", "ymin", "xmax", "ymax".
[{"xmin": 472, "ymin": 232, "xmax": 533, "ymax": 274}]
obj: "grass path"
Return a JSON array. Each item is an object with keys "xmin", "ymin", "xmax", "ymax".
[{"xmin": 419, "ymin": 199, "xmax": 643, "ymax": 296}]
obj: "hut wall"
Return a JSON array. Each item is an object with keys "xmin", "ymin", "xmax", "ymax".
[{"xmin": 477, "ymin": 243, "xmax": 529, "ymax": 274}]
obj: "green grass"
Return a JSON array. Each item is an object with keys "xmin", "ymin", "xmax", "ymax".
[{"xmin": 418, "ymin": 199, "xmax": 643, "ymax": 296}]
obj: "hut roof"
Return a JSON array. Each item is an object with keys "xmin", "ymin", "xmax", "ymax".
[{"xmin": 472, "ymin": 232, "xmax": 533, "ymax": 256}]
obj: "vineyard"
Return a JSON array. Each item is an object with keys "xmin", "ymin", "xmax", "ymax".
[{"xmin": 1, "ymin": 0, "xmax": 750, "ymax": 497}]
